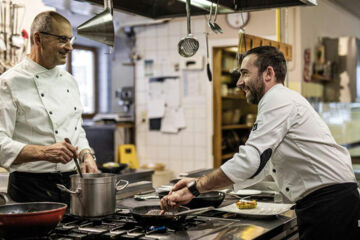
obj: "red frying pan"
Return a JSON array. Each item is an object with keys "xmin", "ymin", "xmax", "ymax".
[{"xmin": 0, "ymin": 194, "xmax": 67, "ymax": 239}]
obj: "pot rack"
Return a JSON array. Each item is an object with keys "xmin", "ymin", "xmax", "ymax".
[{"xmin": 0, "ymin": 0, "xmax": 27, "ymax": 74}]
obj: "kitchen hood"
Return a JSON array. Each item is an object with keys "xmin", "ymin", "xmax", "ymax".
[{"xmin": 81, "ymin": 0, "xmax": 317, "ymax": 19}]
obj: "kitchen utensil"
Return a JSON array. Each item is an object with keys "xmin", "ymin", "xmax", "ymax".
[
  {"xmin": 64, "ymin": 138, "xmax": 83, "ymax": 178},
  {"xmin": 134, "ymin": 194, "xmax": 159, "ymax": 201},
  {"xmin": 207, "ymin": 2, "xmax": 217, "ymax": 33},
  {"xmin": 0, "ymin": 193, "xmax": 66, "ymax": 238},
  {"xmin": 158, "ymin": 191, "xmax": 225, "ymax": 209},
  {"xmin": 205, "ymin": 32, "xmax": 212, "ymax": 81},
  {"xmin": 57, "ymin": 173, "xmax": 128, "ymax": 217},
  {"xmin": 178, "ymin": 0, "xmax": 199, "ymax": 57},
  {"xmin": 131, "ymin": 205, "xmax": 213, "ymax": 226},
  {"xmin": 212, "ymin": 0, "xmax": 223, "ymax": 34},
  {"xmin": 98, "ymin": 162, "xmax": 128, "ymax": 174},
  {"xmin": 231, "ymin": 28, "xmax": 246, "ymax": 83}
]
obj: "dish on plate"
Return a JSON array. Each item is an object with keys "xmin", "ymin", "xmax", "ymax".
[
  {"xmin": 216, "ymin": 202, "xmax": 294, "ymax": 218},
  {"xmin": 230, "ymin": 189, "xmax": 262, "ymax": 196}
]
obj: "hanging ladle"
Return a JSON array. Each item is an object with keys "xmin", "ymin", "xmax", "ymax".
[
  {"xmin": 178, "ymin": 0, "xmax": 199, "ymax": 57},
  {"xmin": 207, "ymin": 2, "xmax": 217, "ymax": 34},
  {"xmin": 212, "ymin": 0, "xmax": 223, "ymax": 34},
  {"xmin": 231, "ymin": 28, "xmax": 246, "ymax": 83}
]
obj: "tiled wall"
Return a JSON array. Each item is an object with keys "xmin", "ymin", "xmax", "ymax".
[{"xmin": 134, "ymin": 17, "xmax": 213, "ymax": 176}]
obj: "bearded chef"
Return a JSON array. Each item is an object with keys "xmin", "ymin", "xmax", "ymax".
[
  {"xmin": 0, "ymin": 11, "xmax": 98, "ymax": 205},
  {"xmin": 161, "ymin": 46, "xmax": 360, "ymax": 240}
]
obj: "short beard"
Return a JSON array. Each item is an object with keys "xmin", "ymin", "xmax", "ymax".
[{"xmin": 246, "ymin": 75, "xmax": 265, "ymax": 105}]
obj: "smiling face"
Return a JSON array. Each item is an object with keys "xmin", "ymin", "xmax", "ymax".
[
  {"xmin": 40, "ymin": 18, "xmax": 73, "ymax": 68},
  {"xmin": 237, "ymin": 54, "xmax": 265, "ymax": 105}
]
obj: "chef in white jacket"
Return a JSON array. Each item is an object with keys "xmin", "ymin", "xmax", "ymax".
[
  {"xmin": 0, "ymin": 11, "xmax": 98, "ymax": 204},
  {"xmin": 161, "ymin": 46, "xmax": 360, "ymax": 239}
]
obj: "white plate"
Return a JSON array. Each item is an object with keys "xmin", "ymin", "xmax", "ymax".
[
  {"xmin": 216, "ymin": 202, "xmax": 294, "ymax": 218},
  {"xmin": 230, "ymin": 189, "xmax": 262, "ymax": 196}
]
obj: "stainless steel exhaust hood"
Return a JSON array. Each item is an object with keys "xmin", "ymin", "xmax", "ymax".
[{"xmin": 81, "ymin": 0, "xmax": 317, "ymax": 19}]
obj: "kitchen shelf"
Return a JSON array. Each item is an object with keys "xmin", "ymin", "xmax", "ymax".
[
  {"xmin": 222, "ymin": 124, "xmax": 252, "ymax": 130},
  {"xmin": 221, "ymin": 69, "xmax": 233, "ymax": 75},
  {"xmin": 222, "ymin": 94, "xmax": 245, "ymax": 100}
]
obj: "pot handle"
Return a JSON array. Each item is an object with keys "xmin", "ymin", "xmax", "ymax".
[
  {"xmin": 56, "ymin": 184, "xmax": 81, "ymax": 195},
  {"xmin": 116, "ymin": 179, "xmax": 129, "ymax": 192}
]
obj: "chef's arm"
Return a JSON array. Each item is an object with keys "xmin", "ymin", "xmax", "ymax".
[
  {"xmin": 13, "ymin": 142, "xmax": 78, "ymax": 164},
  {"xmin": 197, "ymin": 168, "xmax": 234, "ymax": 193}
]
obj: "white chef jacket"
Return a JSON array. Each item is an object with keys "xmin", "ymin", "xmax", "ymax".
[
  {"xmin": 221, "ymin": 84, "xmax": 356, "ymax": 202},
  {"xmin": 0, "ymin": 57, "xmax": 90, "ymax": 173}
]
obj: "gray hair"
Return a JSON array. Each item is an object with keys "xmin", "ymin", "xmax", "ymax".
[{"xmin": 30, "ymin": 11, "xmax": 70, "ymax": 45}]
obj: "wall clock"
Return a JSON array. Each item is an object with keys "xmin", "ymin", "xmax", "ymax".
[{"xmin": 226, "ymin": 12, "xmax": 250, "ymax": 29}]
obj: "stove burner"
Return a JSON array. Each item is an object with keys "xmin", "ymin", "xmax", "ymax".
[{"xmin": 45, "ymin": 208, "xmax": 232, "ymax": 240}]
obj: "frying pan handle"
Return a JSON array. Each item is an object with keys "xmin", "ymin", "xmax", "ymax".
[
  {"xmin": 56, "ymin": 184, "xmax": 81, "ymax": 195},
  {"xmin": 0, "ymin": 192, "xmax": 15, "ymax": 204},
  {"xmin": 116, "ymin": 179, "xmax": 129, "ymax": 192}
]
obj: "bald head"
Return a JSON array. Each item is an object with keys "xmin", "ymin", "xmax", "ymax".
[{"xmin": 30, "ymin": 11, "xmax": 71, "ymax": 46}]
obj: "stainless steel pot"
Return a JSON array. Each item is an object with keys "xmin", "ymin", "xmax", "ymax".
[{"xmin": 57, "ymin": 173, "xmax": 128, "ymax": 217}]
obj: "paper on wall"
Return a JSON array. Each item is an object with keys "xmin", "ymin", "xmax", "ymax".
[
  {"xmin": 160, "ymin": 108, "xmax": 178, "ymax": 133},
  {"xmin": 174, "ymin": 107, "xmax": 186, "ymax": 129},
  {"xmin": 164, "ymin": 78, "xmax": 180, "ymax": 107},
  {"xmin": 147, "ymin": 99, "xmax": 165, "ymax": 118}
]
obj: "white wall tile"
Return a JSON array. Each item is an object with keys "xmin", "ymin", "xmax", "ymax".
[
  {"xmin": 168, "ymin": 20, "xmax": 182, "ymax": 36},
  {"xmin": 194, "ymin": 133, "xmax": 206, "ymax": 147},
  {"xmin": 194, "ymin": 119, "xmax": 207, "ymax": 133},
  {"xmin": 134, "ymin": 17, "xmax": 213, "ymax": 177}
]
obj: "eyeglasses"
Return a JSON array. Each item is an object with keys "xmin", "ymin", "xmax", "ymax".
[{"xmin": 39, "ymin": 32, "xmax": 76, "ymax": 45}]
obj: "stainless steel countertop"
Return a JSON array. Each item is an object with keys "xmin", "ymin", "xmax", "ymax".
[{"xmin": 117, "ymin": 195, "xmax": 297, "ymax": 240}]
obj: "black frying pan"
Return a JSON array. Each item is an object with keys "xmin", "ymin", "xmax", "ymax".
[
  {"xmin": 131, "ymin": 205, "xmax": 190, "ymax": 226},
  {"xmin": 158, "ymin": 191, "xmax": 225, "ymax": 209},
  {"xmin": 98, "ymin": 163, "xmax": 128, "ymax": 174}
]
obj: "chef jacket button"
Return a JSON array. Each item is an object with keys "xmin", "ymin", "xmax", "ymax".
[
  {"xmin": 60, "ymin": 74, "xmax": 62, "ymax": 77},
  {"xmin": 272, "ymin": 169, "xmax": 276, "ymax": 173},
  {"xmin": 67, "ymin": 89, "xmax": 69, "ymax": 93},
  {"xmin": 35, "ymin": 75, "xmax": 39, "ymax": 78},
  {"xmin": 49, "ymin": 111, "xmax": 53, "ymax": 115},
  {"xmin": 286, "ymin": 187, "xmax": 290, "ymax": 192},
  {"xmin": 41, "ymin": 93, "xmax": 44, "ymax": 97},
  {"xmin": 55, "ymin": 130, "xmax": 58, "ymax": 134},
  {"xmin": 75, "ymin": 127, "xmax": 77, "ymax": 130},
  {"xmin": 74, "ymin": 107, "xmax": 77, "ymax": 110}
]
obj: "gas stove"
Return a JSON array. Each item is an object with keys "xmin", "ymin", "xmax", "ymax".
[{"xmin": 44, "ymin": 209, "xmax": 242, "ymax": 240}]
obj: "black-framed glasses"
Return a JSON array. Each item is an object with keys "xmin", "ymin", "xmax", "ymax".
[{"xmin": 39, "ymin": 32, "xmax": 76, "ymax": 45}]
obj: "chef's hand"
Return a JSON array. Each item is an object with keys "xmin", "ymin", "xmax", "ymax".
[
  {"xmin": 170, "ymin": 177, "xmax": 197, "ymax": 194},
  {"xmin": 81, "ymin": 154, "xmax": 98, "ymax": 173},
  {"xmin": 160, "ymin": 187, "xmax": 195, "ymax": 211},
  {"xmin": 42, "ymin": 141, "xmax": 78, "ymax": 164}
]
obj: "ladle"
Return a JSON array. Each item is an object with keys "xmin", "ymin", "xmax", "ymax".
[
  {"xmin": 178, "ymin": 0, "xmax": 199, "ymax": 57},
  {"xmin": 212, "ymin": 0, "xmax": 223, "ymax": 34},
  {"xmin": 231, "ymin": 28, "xmax": 246, "ymax": 83},
  {"xmin": 207, "ymin": 2, "xmax": 217, "ymax": 34}
]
